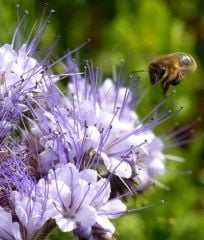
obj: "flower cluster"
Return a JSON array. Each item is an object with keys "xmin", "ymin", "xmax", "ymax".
[{"xmin": 0, "ymin": 14, "xmax": 178, "ymax": 240}]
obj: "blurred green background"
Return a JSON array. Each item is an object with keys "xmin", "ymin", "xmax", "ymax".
[{"xmin": 1, "ymin": 0, "xmax": 204, "ymax": 239}]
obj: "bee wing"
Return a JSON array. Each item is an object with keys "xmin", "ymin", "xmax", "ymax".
[{"xmin": 172, "ymin": 52, "xmax": 197, "ymax": 73}]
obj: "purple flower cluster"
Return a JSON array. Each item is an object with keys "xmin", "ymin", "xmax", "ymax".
[{"xmin": 0, "ymin": 15, "xmax": 179, "ymax": 240}]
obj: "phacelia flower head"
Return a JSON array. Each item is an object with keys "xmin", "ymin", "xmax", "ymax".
[{"xmin": 0, "ymin": 7, "xmax": 189, "ymax": 240}]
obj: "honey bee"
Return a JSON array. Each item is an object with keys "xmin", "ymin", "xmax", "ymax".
[{"xmin": 148, "ymin": 52, "xmax": 197, "ymax": 96}]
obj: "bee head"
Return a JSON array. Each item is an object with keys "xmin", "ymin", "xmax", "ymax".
[{"xmin": 148, "ymin": 63, "xmax": 166, "ymax": 85}]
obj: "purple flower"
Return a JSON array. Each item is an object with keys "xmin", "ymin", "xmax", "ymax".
[
  {"xmin": 45, "ymin": 163, "xmax": 126, "ymax": 237},
  {"xmin": 65, "ymin": 60, "xmax": 166, "ymax": 187},
  {"xmin": 0, "ymin": 8, "xmax": 188, "ymax": 240},
  {"xmin": 0, "ymin": 41, "xmax": 59, "ymax": 141},
  {"xmin": 27, "ymin": 58, "xmax": 167, "ymax": 191},
  {"xmin": 0, "ymin": 206, "xmax": 22, "ymax": 240}
]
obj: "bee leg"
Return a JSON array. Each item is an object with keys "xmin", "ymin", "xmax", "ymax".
[
  {"xmin": 170, "ymin": 77, "xmax": 180, "ymax": 86},
  {"xmin": 161, "ymin": 82, "xmax": 169, "ymax": 97}
]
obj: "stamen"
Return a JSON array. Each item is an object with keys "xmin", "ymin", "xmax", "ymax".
[
  {"xmin": 164, "ymin": 154, "xmax": 185, "ymax": 162},
  {"xmin": 127, "ymin": 200, "xmax": 164, "ymax": 214},
  {"xmin": 12, "ymin": 5, "xmax": 29, "ymax": 47}
]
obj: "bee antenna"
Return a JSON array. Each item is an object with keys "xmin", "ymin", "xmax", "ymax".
[{"xmin": 131, "ymin": 70, "xmax": 148, "ymax": 73}]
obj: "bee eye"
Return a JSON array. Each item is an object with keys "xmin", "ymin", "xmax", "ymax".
[
  {"xmin": 150, "ymin": 73, "xmax": 158, "ymax": 84},
  {"xmin": 148, "ymin": 64, "xmax": 166, "ymax": 85},
  {"xmin": 160, "ymin": 67, "xmax": 166, "ymax": 76}
]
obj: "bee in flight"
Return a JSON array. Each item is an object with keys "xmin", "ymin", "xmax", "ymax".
[{"xmin": 148, "ymin": 52, "xmax": 197, "ymax": 96}]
